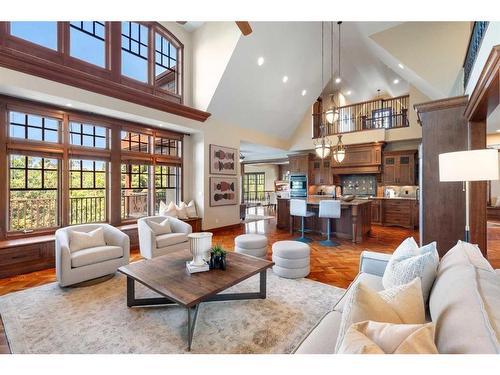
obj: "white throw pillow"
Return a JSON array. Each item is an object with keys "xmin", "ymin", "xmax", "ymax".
[
  {"xmin": 382, "ymin": 237, "xmax": 439, "ymax": 303},
  {"xmin": 159, "ymin": 201, "xmax": 177, "ymax": 218},
  {"xmin": 176, "ymin": 201, "xmax": 189, "ymax": 219},
  {"xmin": 335, "ymin": 278, "xmax": 425, "ymax": 353},
  {"xmin": 148, "ymin": 218, "xmax": 172, "ymax": 235},
  {"xmin": 69, "ymin": 227, "xmax": 106, "ymax": 252},
  {"xmin": 337, "ymin": 321, "xmax": 438, "ymax": 354},
  {"xmin": 186, "ymin": 200, "xmax": 198, "ymax": 218}
]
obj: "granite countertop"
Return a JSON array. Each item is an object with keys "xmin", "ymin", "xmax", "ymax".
[
  {"xmin": 371, "ymin": 197, "xmax": 417, "ymax": 200},
  {"xmin": 277, "ymin": 197, "xmax": 372, "ymax": 206}
]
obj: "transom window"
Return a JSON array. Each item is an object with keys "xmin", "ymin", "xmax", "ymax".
[
  {"xmin": 69, "ymin": 121, "xmax": 108, "ymax": 148},
  {"xmin": 69, "ymin": 159, "xmax": 107, "ymax": 224},
  {"xmin": 121, "ymin": 164, "xmax": 149, "ymax": 220},
  {"xmin": 154, "ymin": 136, "xmax": 180, "ymax": 156},
  {"xmin": 9, "ymin": 155, "xmax": 59, "ymax": 231},
  {"xmin": 121, "ymin": 131, "xmax": 150, "ymax": 153},
  {"xmin": 9, "ymin": 111, "xmax": 60, "ymax": 143},
  {"xmin": 69, "ymin": 21, "xmax": 106, "ymax": 67},
  {"xmin": 10, "ymin": 22, "xmax": 58, "ymax": 50},
  {"xmin": 154, "ymin": 165, "xmax": 181, "ymax": 213},
  {"xmin": 121, "ymin": 22, "xmax": 149, "ymax": 83}
]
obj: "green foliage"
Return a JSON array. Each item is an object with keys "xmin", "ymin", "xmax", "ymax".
[{"xmin": 211, "ymin": 244, "xmax": 226, "ymax": 256}]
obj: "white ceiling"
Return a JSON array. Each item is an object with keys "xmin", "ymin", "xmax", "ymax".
[
  {"xmin": 239, "ymin": 140, "xmax": 288, "ymax": 161},
  {"xmin": 207, "ymin": 22, "xmax": 409, "ymax": 141}
]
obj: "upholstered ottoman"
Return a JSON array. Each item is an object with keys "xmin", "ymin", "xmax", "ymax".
[
  {"xmin": 234, "ymin": 234, "xmax": 268, "ymax": 258},
  {"xmin": 272, "ymin": 240, "xmax": 310, "ymax": 278}
]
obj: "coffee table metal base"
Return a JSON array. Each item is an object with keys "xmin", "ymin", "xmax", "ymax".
[{"xmin": 125, "ymin": 270, "xmax": 268, "ymax": 351}]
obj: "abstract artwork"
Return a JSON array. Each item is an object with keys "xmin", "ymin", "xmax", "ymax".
[
  {"xmin": 210, "ymin": 177, "xmax": 238, "ymax": 207},
  {"xmin": 209, "ymin": 144, "xmax": 237, "ymax": 175}
]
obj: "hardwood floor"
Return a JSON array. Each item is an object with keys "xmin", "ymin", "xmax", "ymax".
[{"xmin": 1, "ymin": 208, "xmax": 499, "ymax": 354}]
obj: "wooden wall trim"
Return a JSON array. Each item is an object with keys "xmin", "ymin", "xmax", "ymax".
[
  {"xmin": 0, "ymin": 102, "xmax": 6, "ymax": 240},
  {"xmin": 414, "ymin": 95, "xmax": 469, "ymax": 114},
  {"xmin": 464, "ymin": 45, "xmax": 500, "ymax": 121}
]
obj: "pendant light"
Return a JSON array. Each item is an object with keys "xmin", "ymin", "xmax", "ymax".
[
  {"xmin": 333, "ymin": 134, "xmax": 346, "ymax": 163},
  {"xmin": 314, "ymin": 22, "xmax": 332, "ymax": 159},
  {"xmin": 326, "ymin": 21, "xmax": 340, "ymax": 125}
]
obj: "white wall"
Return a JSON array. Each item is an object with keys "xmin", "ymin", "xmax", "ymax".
[{"xmin": 244, "ymin": 164, "xmax": 279, "ymax": 191}]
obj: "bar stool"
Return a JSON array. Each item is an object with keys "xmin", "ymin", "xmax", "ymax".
[
  {"xmin": 318, "ymin": 200, "xmax": 341, "ymax": 247},
  {"xmin": 290, "ymin": 199, "xmax": 315, "ymax": 243}
]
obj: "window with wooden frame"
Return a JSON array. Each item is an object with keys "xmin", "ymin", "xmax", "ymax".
[
  {"xmin": 69, "ymin": 121, "xmax": 108, "ymax": 149},
  {"xmin": 69, "ymin": 21, "xmax": 106, "ymax": 68},
  {"xmin": 121, "ymin": 130, "xmax": 150, "ymax": 153},
  {"xmin": 154, "ymin": 136, "xmax": 181, "ymax": 157},
  {"xmin": 0, "ymin": 22, "xmax": 192, "ymax": 114},
  {"xmin": 69, "ymin": 159, "xmax": 107, "ymax": 225},
  {"xmin": 8, "ymin": 154, "xmax": 60, "ymax": 232},
  {"xmin": 9, "ymin": 111, "xmax": 60, "ymax": 143},
  {"xmin": 121, "ymin": 163, "xmax": 149, "ymax": 220},
  {"xmin": 154, "ymin": 164, "xmax": 181, "ymax": 213}
]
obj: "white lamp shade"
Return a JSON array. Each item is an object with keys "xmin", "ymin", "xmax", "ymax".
[{"xmin": 439, "ymin": 149, "xmax": 499, "ymax": 182}]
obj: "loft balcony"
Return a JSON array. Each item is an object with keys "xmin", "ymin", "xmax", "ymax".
[{"xmin": 312, "ymin": 94, "xmax": 410, "ymax": 137}]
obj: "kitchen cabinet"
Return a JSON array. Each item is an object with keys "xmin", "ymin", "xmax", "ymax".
[
  {"xmin": 331, "ymin": 142, "xmax": 384, "ymax": 175},
  {"xmin": 375, "ymin": 198, "xmax": 418, "ymax": 229},
  {"xmin": 371, "ymin": 199, "xmax": 382, "ymax": 224},
  {"xmin": 310, "ymin": 158, "xmax": 333, "ymax": 185},
  {"xmin": 382, "ymin": 150, "xmax": 417, "ymax": 185},
  {"xmin": 288, "ymin": 154, "xmax": 311, "ymax": 175}
]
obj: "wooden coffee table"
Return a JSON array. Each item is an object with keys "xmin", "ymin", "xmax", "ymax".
[{"xmin": 118, "ymin": 248, "xmax": 274, "ymax": 351}]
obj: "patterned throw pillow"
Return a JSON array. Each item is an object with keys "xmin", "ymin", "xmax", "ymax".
[{"xmin": 382, "ymin": 237, "xmax": 439, "ymax": 303}]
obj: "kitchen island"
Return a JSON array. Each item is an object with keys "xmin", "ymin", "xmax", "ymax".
[{"xmin": 276, "ymin": 197, "xmax": 372, "ymax": 243}]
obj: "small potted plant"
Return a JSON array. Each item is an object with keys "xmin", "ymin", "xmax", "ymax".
[{"xmin": 209, "ymin": 244, "xmax": 227, "ymax": 270}]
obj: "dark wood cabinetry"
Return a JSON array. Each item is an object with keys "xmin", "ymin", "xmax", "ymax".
[
  {"xmin": 382, "ymin": 150, "xmax": 417, "ymax": 185},
  {"xmin": 371, "ymin": 198, "xmax": 418, "ymax": 229},
  {"xmin": 310, "ymin": 158, "xmax": 333, "ymax": 185},
  {"xmin": 371, "ymin": 199, "xmax": 382, "ymax": 224},
  {"xmin": 288, "ymin": 154, "xmax": 312, "ymax": 175},
  {"xmin": 331, "ymin": 142, "xmax": 384, "ymax": 175}
]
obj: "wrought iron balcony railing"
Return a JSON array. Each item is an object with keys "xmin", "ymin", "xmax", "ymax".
[
  {"xmin": 313, "ymin": 95, "xmax": 409, "ymax": 137},
  {"xmin": 463, "ymin": 21, "xmax": 489, "ymax": 89}
]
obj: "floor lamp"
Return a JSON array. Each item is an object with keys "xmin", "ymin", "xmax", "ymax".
[{"xmin": 439, "ymin": 149, "xmax": 499, "ymax": 242}]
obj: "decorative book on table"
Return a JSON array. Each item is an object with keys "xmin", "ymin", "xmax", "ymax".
[{"xmin": 186, "ymin": 261, "xmax": 209, "ymax": 273}]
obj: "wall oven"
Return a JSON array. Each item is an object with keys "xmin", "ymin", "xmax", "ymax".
[{"xmin": 289, "ymin": 174, "xmax": 308, "ymax": 198}]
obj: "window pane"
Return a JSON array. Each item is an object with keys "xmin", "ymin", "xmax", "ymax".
[
  {"xmin": 69, "ymin": 159, "xmax": 107, "ymax": 224},
  {"xmin": 70, "ymin": 21, "xmax": 106, "ymax": 67},
  {"xmin": 155, "ymin": 32, "xmax": 178, "ymax": 93},
  {"xmin": 121, "ymin": 22, "xmax": 149, "ymax": 82},
  {"xmin": 9, "ymin": 155, "xmax": 59, "ymax": 231},
  {"xmin": 154, "ymin": 165, "xmax": 180, "ymax": 213},
  {"xmin": 9, "ymin": 111, "xmax": 60, "ymax": 143},
  {"xmin": 121, "ymin": 130, "xmax": 149, "ymax": 153},
  {"xmin": 121, "ymin": 163, "xmax": 149, "ymax": 219},
  {"xmin": 10, "ymin": 22, "xmax": 58, "ymax": 50},
  {"xmin": 69, "ymin": 121, "xmax": 108, "ymax": 149}
]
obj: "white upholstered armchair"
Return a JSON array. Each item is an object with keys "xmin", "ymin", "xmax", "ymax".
[
  {"xmin": 138, "ymin": 216, "xmax": 193, "ymax": 259},
  {"xmin": 55, "ymin": 224, "xmax": 130, "ymax": 287}
]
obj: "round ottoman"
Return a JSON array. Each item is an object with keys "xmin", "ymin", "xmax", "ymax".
[
  {"xmin": 234, "ymin": 234, "xmax": 268, "ymax": 258},
  {"xmin": 272, "ymin": 240, "xmax": 310, "ymax": 279}
]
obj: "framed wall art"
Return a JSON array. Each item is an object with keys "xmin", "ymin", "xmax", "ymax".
[
  {"xmin": 210, "ymin": 176, "xmax": 238, "ymax": 207},
  {"xmin": 209, "ymin": 144, "xmax": 237, "ymax": 175}
]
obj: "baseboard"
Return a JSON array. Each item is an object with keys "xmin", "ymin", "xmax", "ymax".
[{"xmin": 205, "ymin": 223, "xmax": 243, "ymax": 233}]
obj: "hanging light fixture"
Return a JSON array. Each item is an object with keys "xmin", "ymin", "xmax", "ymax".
[
  {"xmin": 333, "ymin": 134, "xmax": 346, "ymax": 163},
  {"xmin": 326, "ymin": 22, "xmax": 340, "ymax": 125},
  {"xmin": 314, "ymin": 22, "xmax": 332, "ymax": 159}
]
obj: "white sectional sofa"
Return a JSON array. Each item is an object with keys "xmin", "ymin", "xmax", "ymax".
[{"xmin": 294, "ymin": 243, "xmax": 500, "ymax": 354}]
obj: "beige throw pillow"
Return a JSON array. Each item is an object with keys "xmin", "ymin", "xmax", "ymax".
[
  {"xmin": 148, "ymin": 218, "xmax": 172, "ymax": 235},
  {"xmin": 337, "ymin": 321, "xmax": 438, "ymax": 354},
  {"xmin": 176, "ymin": 201, "xmax": 189, "ymax": 219},
  {"xmin": 186, "ymin": 200, "xmax": 198, "ymax": 218},
  {"xmin": 69, "ymin": 227, "xmax": 106, "ymax": 252},
  {"xmin": 159, "ymin": 201, "xmax": 177, "ymax": 218},
  {"xmin": 335, "ymin": 278, "xmax": 425, "ymax": 353}
]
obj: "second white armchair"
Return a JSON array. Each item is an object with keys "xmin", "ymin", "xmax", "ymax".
[{"xmin": 138, "ymin": 216, "xmax": 193, "ymax": 259}]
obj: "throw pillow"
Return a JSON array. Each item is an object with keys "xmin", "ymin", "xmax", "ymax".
[
  {"xmin": 186, "ymin": 200, "xmax": 198, "ymax": 218},
  {"xmin": 159, "ymin": 201, "xmax": 177, "ymax": 217},
  {"xmin": 443, "ymin": 240, "xmax": 494, "ymax": 272},
  {"xmin": 337, "ymin": 321, "xmax": 438, "ymax": 354},
  {"xmin": 382, "ymin": 237, "xmax": 439, "ymax": 303},
  {"xmin": 148, "ymin": 218, "xmax": 172, "ymax": 235},
  {"xmin": 176, "ymin": 201, "xmax": 189, "ymax": 219},
  {"xmin": 69, "ymin": 227, "xmax": 106, "ymax": 252},
  {"xmin": 335, "ymin": 278, "xmax": 426, "ymax": 353}
]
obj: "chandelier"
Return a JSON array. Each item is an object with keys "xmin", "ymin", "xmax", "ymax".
[
  {"xmin": 333, "ymin": 135, "xmax": 346, "ymax": 163},
  {"xmin": 314, "ymin": 22, "xmax": 332, "ymax": 159}
]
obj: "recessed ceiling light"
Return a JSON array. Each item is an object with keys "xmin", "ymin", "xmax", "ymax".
[
  {"xmin": 398, "ymin": 63, "xmax": 404, "ymax": 69},
  {"xmin": 496, "ymin": 130, "xmax": 500, "ymax": 133},
  {"xmin": 301, "ymin": 89, "xmax": 307, "ymax": 96},
  {"xmin": 393, "ymin": 79, "xmax": 400, "ymax": 84},
  {"xmin": 335, "ymin": 77, "xmax": 342, "ymax": 84},
  {"xmin": 346, "ymin": 90, "xmax": 352, "ymax": 96},
  {"xmin": 282, "ymin": 76, "xmax": 288, "ymax": 83},
  {"xmin": 66, "ymin": 103, "xmax": 73, "ymax": 107},
  {"xmin": 257, "ymin": 56, "xmax": 264, "ymax": 66}
]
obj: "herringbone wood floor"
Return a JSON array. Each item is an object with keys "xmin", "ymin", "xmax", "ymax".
[{"xmin": 1, "ymin": 209, "xmax": 500, "ymax": 354}]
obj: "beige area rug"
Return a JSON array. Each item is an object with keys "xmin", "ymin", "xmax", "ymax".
[{"xmin": 0, "ymin": 270, "xmax": 345, "ymax": 354}]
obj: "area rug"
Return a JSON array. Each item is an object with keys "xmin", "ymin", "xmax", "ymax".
[
  {"xmin": 243, "ymin": 214, "xmax": 275, "ymax": 223},
  {"xmin": 0, "ymin": 270, "xmax": 345, "ymax": 354}
]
